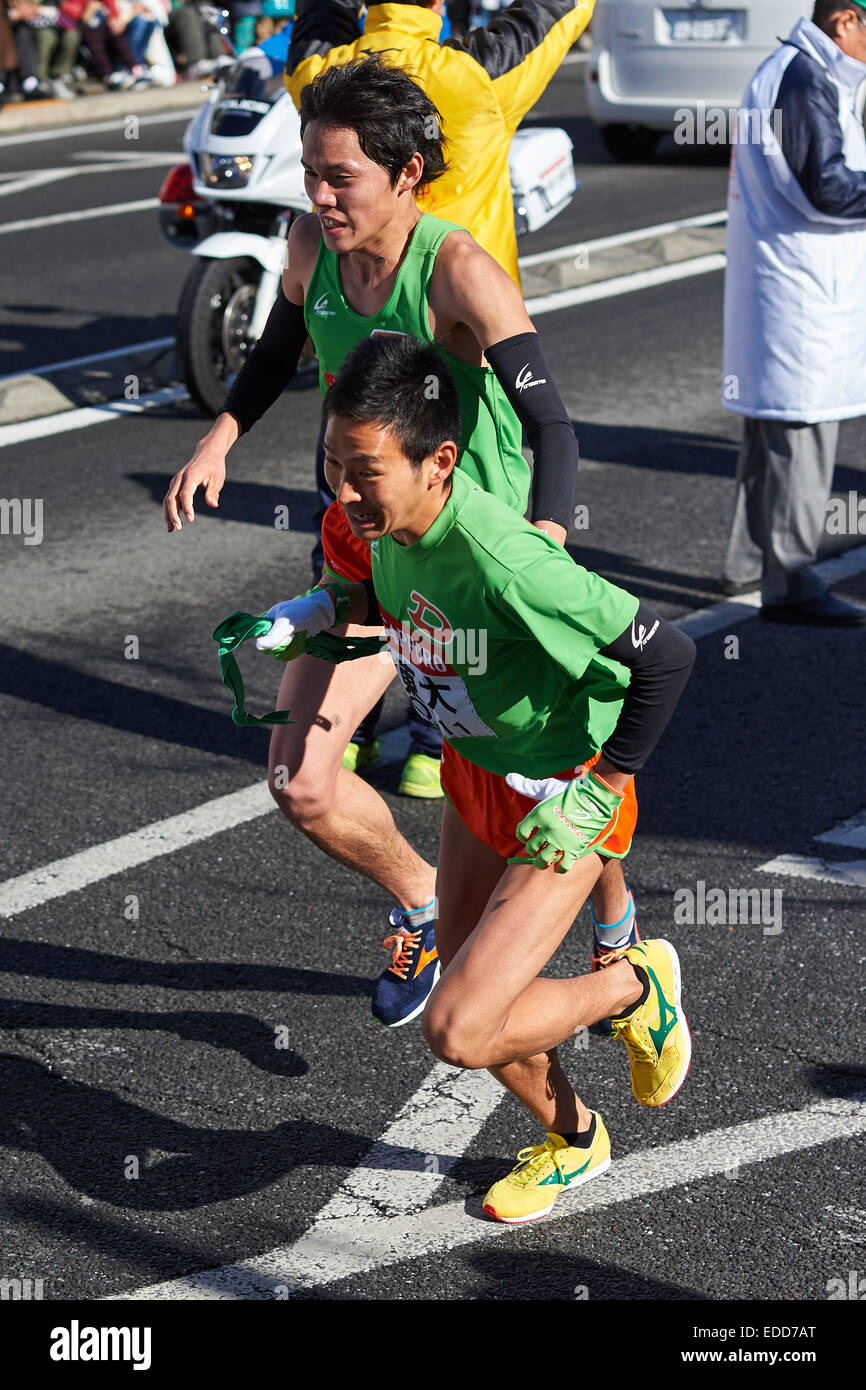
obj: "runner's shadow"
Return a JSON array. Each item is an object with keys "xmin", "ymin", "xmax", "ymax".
[
  {"xmin": 0, "ymin": 642, "xmax": 267, "ymax": 764},
  {"xmin": 0, "ymin": 998, "xmax": 307, "ymax": 1077},
  {"xmin": 0, "ymin": 1053, "xmax": 370, "ymax": 1211},
  {"xmin": 128, "ymin": 473, "xmax": 320, "ymax": 533},
  {"xmin": 0, "ymin": 939, "xmax": 374, "ymax": 999},
  {"xmin": 460, "ymin": 1246, "xmax": 713, "ymax": 1300},
  {"xmin": 802, "ymin": 1065, "xmax": 866, "ymax": 1100}
]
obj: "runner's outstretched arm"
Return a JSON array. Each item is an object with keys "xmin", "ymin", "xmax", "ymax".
[
  {"xmin": 449, "ymin": 0, "xmax": 593, "ymax": 131},
  {"xmin": 163, "ymin": 216, "xmax": 315, "ymax": 531}
]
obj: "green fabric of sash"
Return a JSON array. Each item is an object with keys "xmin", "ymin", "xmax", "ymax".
[{"xmin": 212, "ymin": 611, "xmax": 386, "ymax": 727}]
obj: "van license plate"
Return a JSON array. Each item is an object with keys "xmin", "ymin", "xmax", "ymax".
[{"xmin": 664, "ymin": 10, "xmax": 741, "ymax": 42}]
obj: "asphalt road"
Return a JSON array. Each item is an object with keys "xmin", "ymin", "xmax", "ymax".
[{"xmin": 1, "ymin": 64, "xmax": 864, "ymax": 1315}]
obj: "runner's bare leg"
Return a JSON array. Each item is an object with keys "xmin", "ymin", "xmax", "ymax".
[
  {"xmin": 267, "ymin": 624, "xmax": 436, "ymax": 910},
  {"xmin": 430, "ymin": 803, "xmax": 641, "ymax": 1114}
]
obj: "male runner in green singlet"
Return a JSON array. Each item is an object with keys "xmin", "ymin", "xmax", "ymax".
[
  {"xmin": 253, "ymin": 334, "xmax": 695, "ymax": 1223},
  {"xmin": 164, "ymin": 58, "xmax": 639, "ymax": 1029}
]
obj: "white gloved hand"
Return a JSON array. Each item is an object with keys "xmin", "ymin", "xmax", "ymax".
[
  {"xmin": 504, "ymin": 772, "xmax": 575, "ymax": 802},
  {"xmin": 255, "ymin": 589, "xmax": 337, "ymax": 653}
]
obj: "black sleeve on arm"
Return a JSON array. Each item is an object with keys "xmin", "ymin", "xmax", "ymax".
[
  {"xmin": 445, "ymin": 0, "xmax": 574, "ymax": 76},
  {"xmin": 483, "ymin": 330, "xmax": 578, "ymax": 531},
  {"xmin": 220, "ymin": 287, "xmax": 308, "ymax": 436},
  {"xmin": 361, "ymin": 578, "xmax": 381, "ymax": 628},
  {"xmin": 776, "ymin": 52, "xmax": 866, "ymax": 219},
  {"xmin": 287, "ymin": 0, "xmax": 361, "ymax": 68},
  {"xmin": 598, "ymin": 603, "xmax": 695, "ymax": 775}
]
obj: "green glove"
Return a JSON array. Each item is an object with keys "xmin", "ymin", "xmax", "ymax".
[{"xmin": 505, "ymin": 768, "xmax": 626, "ymax": 872}]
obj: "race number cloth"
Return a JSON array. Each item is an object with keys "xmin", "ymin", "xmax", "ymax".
[{"xmin": 371, "ymin": 468, "xmax": 639, "ymax": 779}]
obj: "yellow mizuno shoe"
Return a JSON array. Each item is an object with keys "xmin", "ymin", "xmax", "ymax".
[
  {"xmin": 482, "ymin": 1114, "xmax": 611, "ymax": 1224},
  {"xmin": 609, "ymin": 938, "xmax": 691, "ymax": 1107}
]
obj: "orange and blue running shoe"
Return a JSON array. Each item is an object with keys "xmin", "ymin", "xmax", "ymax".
[{"xmin": 372, "ymin": 901, "xmax": 439, "ymax": 1028}]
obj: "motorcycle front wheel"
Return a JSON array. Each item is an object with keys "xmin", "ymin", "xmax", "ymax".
[{"xmin": 176, "ymin": 255, "xmax": 261, "ymax": 417}]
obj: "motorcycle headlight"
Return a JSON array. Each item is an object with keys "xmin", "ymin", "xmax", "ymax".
[{"xmin": 200, "ymin": 154, "xmax": 255, "ymax": 189}]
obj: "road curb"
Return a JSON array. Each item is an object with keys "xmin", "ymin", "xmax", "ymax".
[
  {"xmin": 0, "ymin": 81, "xmax": 205, "ymax": 134},
  {"xmin": 0, "ymin": 341, "xmax": 180, "ymax": 427}
]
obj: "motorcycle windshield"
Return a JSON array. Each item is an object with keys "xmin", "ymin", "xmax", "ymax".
[{"xmin": 210, "ymin": 55, "xmax": 285, "ymax": 138}]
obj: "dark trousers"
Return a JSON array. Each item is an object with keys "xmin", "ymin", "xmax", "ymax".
[
  {"xmin": 723, "ymin": 417, "xmax": 839, "ymax": 605},
  {"xmin": 81, "ymin": 19, "xmax": 137, "ymax": 79}
]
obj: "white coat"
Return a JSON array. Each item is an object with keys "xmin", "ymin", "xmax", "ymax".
[{"xmin": 724, "ymin": 18, "xmax": 866, "ymax": 422}]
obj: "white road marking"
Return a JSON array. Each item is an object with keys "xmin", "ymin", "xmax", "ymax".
[
  {"xmin": 518, "ymin": 208, "xmax": 727, "ymax": 267},
  {"xmin": 0, "ymin": 782, "xmax": 274, "ymax": 919},
  {"xmin": 0, "ymin": 154, "xmax": 178, "ymax": 200},
  {"xmin": 0, "ymin": 337, "xmax": 174, "ymax": 384},
  {"xmin": 108, "ymin": 1089, "xmax": 866, "ymax": 1299},
  {"xmin": 759, "ymin": 854, "xmax": 866, "ymax": 888},
  {"xmin": 815, "ymin": 809, "xmax": 866, "ymax": 850},
  {"xmin": 761, "ymin": 795, "xmax": 866, "ymax": 886},
  {"xmin": 300, "ymin": 1062, "xmax": 503, "ymax": 1221},
  {"xmin": 0, "ymin": 196, "xmax": 160, "ymax": 237},
  {"xmin": 0, "ymin": 383, "xmax": 188, "ymax": 448},
  {"xmin": 0, "ymin": 109, "xmax": 197, "ymax": 148},
  {"xmin": 0, "ymin": 730, "xmax": 409, "ymax": 920},
  {"xmin": 525, "ymin": 252, "xmax": 727, "ymax": 318}
]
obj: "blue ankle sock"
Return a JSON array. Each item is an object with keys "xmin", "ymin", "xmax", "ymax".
[{"xmin": 591, "ymin": 888, "xmax": 635, "ymax": 949}]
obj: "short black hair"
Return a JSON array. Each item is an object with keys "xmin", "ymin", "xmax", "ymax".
[
  {"xmin": 299, "ymin": 54, "xmax": 448, "ymax": 192},
  {"xmin": 812, "ymin": 0, "xmax": 863, "ymax": 29},
  {"xmin": 323, "ymin": 334, "xmax": 461, "ymax": 469}
]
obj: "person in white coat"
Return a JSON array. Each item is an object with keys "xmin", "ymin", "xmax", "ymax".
[{"xmin": 722, "ymin": 0, "xmax": 866, "ymax": 625}]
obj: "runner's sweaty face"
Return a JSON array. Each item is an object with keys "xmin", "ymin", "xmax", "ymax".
[
  {"xmin": 302, "ymin": 121, "xmax": 420, "ymax": 252},
  {"xmin": 323, "ymin": 415, "xmax": 455, "ymax": 545}
]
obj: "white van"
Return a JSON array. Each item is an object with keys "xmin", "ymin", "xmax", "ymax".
[{"xmin": 586, "ymin": 0, "xmax": 806, "ymax": 159}]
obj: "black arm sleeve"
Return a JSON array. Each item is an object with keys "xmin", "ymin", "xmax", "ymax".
[
  {"xmin": 361, "ymin": 578, "xmax": 381, "ymax": 628},
  {"xmin": 444, "ymin": 0, "xmax": 575, "ymax": 76},
  {"xmin": 287, "ymin": 0, "xmax": 361, "ymax": 69},
  {"xmin": 483, "ymin": 330, "xmax": 578, "ymax": 531},
  {"xmin": 598, "ymin": 603, "xmax": 695, "ymax": 775},
  {"xmin": 220, "ymin": 287, "xmax": 308, "ymax": 436}
]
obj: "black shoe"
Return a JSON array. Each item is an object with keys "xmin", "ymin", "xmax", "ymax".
[
  {"xmin": 759, "ymin": 592, "xmax": 866, "ymax": 627},
  {"xmin": 720, "ymin": 577, "xmax": 760, "ymax": 597}
]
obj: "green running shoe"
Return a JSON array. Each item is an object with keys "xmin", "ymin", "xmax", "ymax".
[
  {"xmin": 398, "ymin": 751, "xmax": 443, "ymax": 799},
  {"xmin": 341, "ymin": 738, "xmax": 382, "ymax": 774}
]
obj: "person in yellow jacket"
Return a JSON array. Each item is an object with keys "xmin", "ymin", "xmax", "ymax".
[{"xmin": 285, "ymin": 0, "xmax": 593, "ymax": 288}]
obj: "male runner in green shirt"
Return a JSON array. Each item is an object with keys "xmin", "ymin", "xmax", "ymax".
[
  {"xmin": 164, "ymin": 56, "xmax": 641, "ymax": 1031},
  {"xmin": 252, "ymin": 334, "xmax": 696, "ymax": 1222}
]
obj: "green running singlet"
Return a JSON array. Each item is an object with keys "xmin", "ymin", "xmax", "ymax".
[{"xmin": 304, "ymin": 212, "xmax": 530, "ymax": 514}]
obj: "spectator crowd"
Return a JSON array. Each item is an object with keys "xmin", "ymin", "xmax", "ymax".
[{"xmin": 0, "ymin": 0, "xmax": 292, "ymax": 104}]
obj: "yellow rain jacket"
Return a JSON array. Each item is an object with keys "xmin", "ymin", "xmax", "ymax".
[{"xmin": 285, "ymin": 2, "xmax": 593, "ymax": 286}]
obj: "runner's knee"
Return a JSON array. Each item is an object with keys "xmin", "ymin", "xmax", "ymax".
[
  {"xmin": 422, "ymin": 999, "xmax": 490, "ymax": 1071},
  {"xmin": 267, "ymin": 745, "xmax": 339, "ymax": 825}
]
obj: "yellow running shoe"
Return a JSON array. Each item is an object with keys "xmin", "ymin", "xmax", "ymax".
[
  {"xmin": 609, "ymin": 939, "xmax": 691, "ymax": 1107},
  {"xmin": 341, "ymin": 738, "xmax": 382, "ymax": 774},
  {"xmin": 482, "ymin": 1114, "xmax": 611, "ymax": 1224},
  {"xmin": 398, "ymin": 751, "xmax": 443, "ymax": 799}
]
